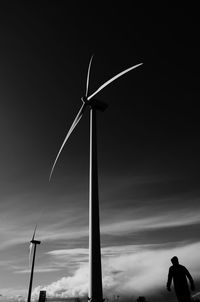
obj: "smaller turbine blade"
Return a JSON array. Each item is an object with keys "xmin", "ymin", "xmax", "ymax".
[
  {"xmin": 49, "ymin": 103, "xmax": 86, "ymax": 180},
  {"xmin": 32, "ymin": 225, "xmax": 37, "ymax": 241},
  {"xmin": 29, "ymin": 242, "xmax": 33, "ymax": 267},
  {"xmin": 88, "ymin": 63, "xmax": 143, "ymax": 100},
  {"xmin": 86, "ymin": 55, "xmax": 94, "ymax": 97},
  {"xmin": 29, "ymin": 225, "xmax": 37, "ymax": 267}
]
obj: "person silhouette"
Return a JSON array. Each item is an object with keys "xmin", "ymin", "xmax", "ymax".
[{"xmin": 167, "ymin": 256, "xmax": 195, "ymax": 302}]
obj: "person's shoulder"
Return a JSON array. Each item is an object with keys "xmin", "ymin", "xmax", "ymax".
[{"xmin": 179, "ymin": 264, "xmax": 187, "ymax": 270}]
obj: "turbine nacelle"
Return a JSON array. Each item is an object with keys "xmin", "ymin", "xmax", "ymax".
[
  {"xmin": 81, "ymin": 96, "xmax": 108, "ymax": 112},
  {"xmin": 30, "ymin": 239, "xmax": 41, "ymax": 245},
  {"xmin": 91, "ymin": 99, "xmax": 108, "ymax": 112}
]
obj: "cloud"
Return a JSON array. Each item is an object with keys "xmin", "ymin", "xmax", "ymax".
[
  {"xmin": 33, "ymin": 266, "xmax": 89, "ymax": 299},
  {"xmin": 0, "ymin": 176, "xmax": 200, "ymax": 252},
  {"xmin": 32, "ymin": 241, "xmax": 200, "ymax": 300},
  {"xmin": 0, "ymin": 210, "xmax": 88, "ymax": 250},
  {"xmin": 0, "ymin": 289, "xmax": 26, "ymax": 302},
  {"xmin": 48, "ymin": 249, "xmax": 88, "ymax": 256},
  {"xmin": 15, "ymin": 267, "xmax": 61, "ymax": 274},
  {"xmin": 99, "ymin": 208, "xmax": 200, "ymax": 241}
]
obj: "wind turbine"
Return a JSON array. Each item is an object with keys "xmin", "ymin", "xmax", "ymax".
[
  {"xmin": 50, "ymin": 56, "xmax": 143, "ymax": 302},
  {"xmin": 27, "ymin": 225, "xmax": 41, "ymax": 302}
]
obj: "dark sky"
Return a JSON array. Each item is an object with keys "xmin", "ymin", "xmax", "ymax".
[
  {"xmin": 0, "ymin": 2, "xmax": 200, "ymax": 301},
  {"xmin": 1, "ymin": 2, "xmax": 200, "ymax": 178}
]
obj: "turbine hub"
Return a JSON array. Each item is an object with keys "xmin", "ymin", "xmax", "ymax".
[{"xmin": 81, "ymin": 96, "xmax": 89, "ymax": 104}]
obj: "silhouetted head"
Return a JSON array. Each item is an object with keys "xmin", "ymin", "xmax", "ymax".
[{"xmin": 171, "ymin": 256, "xmax": 179, "ymax": 265}]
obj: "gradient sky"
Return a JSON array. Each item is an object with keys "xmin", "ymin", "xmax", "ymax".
[{"xmin": 0, "ymin": 2, "xmax": 200, "ymax": 302}]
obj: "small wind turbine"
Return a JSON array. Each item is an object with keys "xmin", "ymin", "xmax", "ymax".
[
  {"xmin": 27, "ymin": 226, "xmax": 41, "ymax": 302},
  {"xmin": 50, "ymin": 56, "xmax": 142, "ymax": 302}
]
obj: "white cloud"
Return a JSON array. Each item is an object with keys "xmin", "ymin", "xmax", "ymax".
[
  {"xmin": 0, "ymin": 288, "xmax": 26, "ymax": 302},
  {"xmin": 33, "ymin": 265, "xmax": 89, "ymax": 299}
]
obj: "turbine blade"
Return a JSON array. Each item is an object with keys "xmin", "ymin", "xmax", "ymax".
[
  {"xmin": 32, "ymin": 225, "xmax": 37, "ymax": 241},
  {"xmin": 86, "ymin": 55, "xmax": 94, "ymax": 97},
  {"xmin": 88, "ymin": 63, "xmax": 143, "ymax": 100},
  {"xmin": 29, "ymin": 242, "xmax": 33, "ymax": 267},
  {"xmin": 49, "ymin": 103, "xmax": 86, "ymax": 180},
  {"xmin": 29, "ymin": 225, "xmax": 37, "ymax": 267}
]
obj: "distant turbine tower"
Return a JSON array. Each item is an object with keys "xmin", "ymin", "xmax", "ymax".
[
  {"xmin": 27, "ymin": 226, "xmax": 41, "ymax": 302},
  {"xmin": 50, "ymin": 56, "xmax": 143, "ymax": 302}
]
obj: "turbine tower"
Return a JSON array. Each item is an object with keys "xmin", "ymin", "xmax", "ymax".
[
  {"xmin": 50, "ymin": 56, "xmax": 142, "ymax": 302},
  {"xmin": 27, "ymin": 226, "xmax": 41, "ymax": 302}
]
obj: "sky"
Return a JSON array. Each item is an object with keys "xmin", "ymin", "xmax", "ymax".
[{"xmin": 0, "ymin": 1, "xmax": 200, "ymax": 302}]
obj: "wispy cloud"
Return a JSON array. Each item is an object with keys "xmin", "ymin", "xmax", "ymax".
[
  {"xmin": 15, "ymin": 267, "xmax": 61, "ymax": 274},
  {"xmin": 0, "ymin": 198, "xmax": 200, "ymax": 251},
  {"xmin": 1, "ymin": 171, "xmax": 200, "ymax": 251},
  {"xmin": 101, "ymin": 208, "xmax": 200, "ymax": 235}
]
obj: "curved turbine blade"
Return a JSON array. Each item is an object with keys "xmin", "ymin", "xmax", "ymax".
[
  {"xmin": 88, "ymin": 63, "xmax": 143, "ymax": 101},
  {"xmin": 49, "ymin": 103, "xmax": 87, "ymax": 181},
  {"xmin": 86, "ymin": 55, "xmax": 94, "ymax": 97}
]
